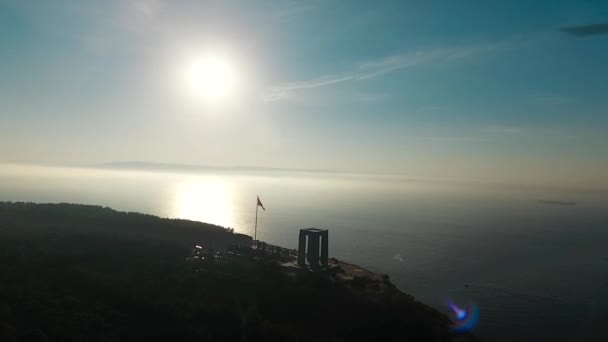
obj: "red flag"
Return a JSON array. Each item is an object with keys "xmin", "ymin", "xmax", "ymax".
[{"xmin": 257, "ymin": 196, "xmax": 265, "ymax": 211}]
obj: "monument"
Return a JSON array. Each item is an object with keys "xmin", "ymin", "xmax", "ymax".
[{"xmin": 298, "ymin": 228, "xmax": 328, "ymax": 269}]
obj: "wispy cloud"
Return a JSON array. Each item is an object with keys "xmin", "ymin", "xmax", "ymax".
[
  {"xmin": 560, "ymin": 23, "xmax": 608, "ymax": 37},
  {"xmin": 263, "ymin": 75, "xmax": 355, "ymax": 102},
  {"xmin": 263, "ymin": 43, "xmax": 503, "ymax": 102}
]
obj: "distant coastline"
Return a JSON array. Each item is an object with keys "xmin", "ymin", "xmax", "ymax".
[
  {"xmin": 96, "ymin": 161, "xmax": 352, "ymax": 176},
  {"xmin": 4, "ymin": 161, "xmax": 606, "ymax": 193}
]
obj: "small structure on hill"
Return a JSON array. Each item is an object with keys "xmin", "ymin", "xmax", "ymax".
[
  {"xmin": 298, "ymin": 228, "xmax": 329, "ymax": 269},
  {"xmin": 189, "ymin": 244, "xmax": 215, "ymax": 262}
]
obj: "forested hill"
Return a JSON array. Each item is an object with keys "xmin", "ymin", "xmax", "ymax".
[
  {"xmin": 0, "ymin": 202, "xmax": 251, "ymax": 249},
  {"xmin": 0, "ymin": 202, "xmax": 478, "ymax": 342}
]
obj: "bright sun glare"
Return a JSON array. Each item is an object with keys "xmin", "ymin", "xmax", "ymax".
[
  {"xmin": 183, "ymin": 53, "xmax": 238, "ymax": 102},
  {"xmin": 172, "ymin": 178, "xmax": 236, "ymax": 228}
]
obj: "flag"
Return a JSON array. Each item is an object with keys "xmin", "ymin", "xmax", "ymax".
[{"xmin": 257, "ymin": 196, "xmax": 265, "ymax": 211}]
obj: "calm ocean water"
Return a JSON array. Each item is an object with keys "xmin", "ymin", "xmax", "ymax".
[{"xmin": 1, "ymin": 163, "xmax": 607, "ymax": 341}]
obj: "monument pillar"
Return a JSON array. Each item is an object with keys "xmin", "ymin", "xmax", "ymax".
[
  {"xmin": 297, "ymin": 228, "xmax": 329, "ymax": 270},
  {"xmin": 321, "ymin": 230, "xmax": 329, "ymax": 267},
  {"xmin": 298, "ymin": 230, "xmax": 307, "ymax": 266},
  {"xmin": 307, "ymin": 233, "xmax": 320, "ymax": 268}
]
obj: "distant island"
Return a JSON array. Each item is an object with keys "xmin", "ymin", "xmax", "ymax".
[
  {"xmin": 0, "ymin": 202, "xmax": 478, "ymax": 342},
  {"xmin": 95, "ymin": 161, "xmax": 351, "ymax": 176}
]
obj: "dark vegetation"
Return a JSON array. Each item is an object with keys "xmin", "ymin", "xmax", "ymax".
[{"xmin": 0, "ymin": 202, "xmax": 477, "ymax": 342}]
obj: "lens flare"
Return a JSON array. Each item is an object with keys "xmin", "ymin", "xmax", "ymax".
[{"xmin": 447, "ymin": 299, "xmax": 479, "ymax": 333}]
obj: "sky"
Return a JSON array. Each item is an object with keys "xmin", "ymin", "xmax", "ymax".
[{"xmin": 1, "ymin": 0, "xmax": 607, "ymax": 188}]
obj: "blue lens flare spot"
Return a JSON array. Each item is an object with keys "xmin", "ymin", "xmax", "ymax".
[{"xmin": 447, "ymin": 299, "xmax": 479, "ymax": 333}]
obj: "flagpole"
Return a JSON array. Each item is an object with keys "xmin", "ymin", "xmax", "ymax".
[{"xmin": 254, "ymin": 199, "xmax": 258, "ymax": 242}]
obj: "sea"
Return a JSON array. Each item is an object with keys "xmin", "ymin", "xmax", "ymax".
[{"xmin": 1, "ymin": 163, "xmax": 607, "ymax": 341}]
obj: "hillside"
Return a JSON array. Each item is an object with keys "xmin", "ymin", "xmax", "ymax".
[{"xmin": 0, "ymin": 202, "xmax": 478, "ymax": 342}]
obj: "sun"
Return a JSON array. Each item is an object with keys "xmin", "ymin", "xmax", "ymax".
[{"xmin": 183, "ymin": 53, "xmax": 238, "ymax": 102}]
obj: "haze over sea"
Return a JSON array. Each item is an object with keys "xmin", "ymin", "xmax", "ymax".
[{"xmin": 1, "ymin": 163, "xmax": 607, "ymax": 341}]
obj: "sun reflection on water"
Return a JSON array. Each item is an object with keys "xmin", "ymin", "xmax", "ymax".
[{"xmin": 172, "ymin": 177, "xmax": 237, "ymax": 229}]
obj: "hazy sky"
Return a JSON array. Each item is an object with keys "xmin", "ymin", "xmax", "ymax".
[{"xmin": 1, "ymin": 0, "xmax": 607, "ymax": 187}]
